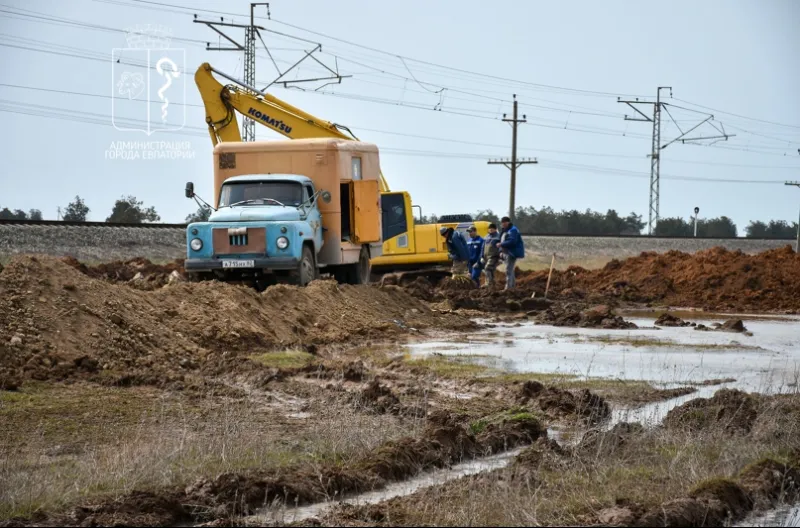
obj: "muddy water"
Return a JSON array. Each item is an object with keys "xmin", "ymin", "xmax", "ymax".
[
  {"xmin": 607, "ymin": 383, "xmax": 725, "ymax": 427},
  {"xmin": 244, "ymin": 448, "xmax": 523, "ymax": 525},
  {"xmin": 408, "ymin": 316, "xmax": 800, "ymax": 393},
  {"xmin": 736, "ymin": 504, "xmax": 800, "ymax": 527}
]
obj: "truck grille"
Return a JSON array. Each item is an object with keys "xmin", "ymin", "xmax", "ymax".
[
  {"xmin": 212, "ymin": 227, "xmax": 266, "ymax": 255},
  {"xmin": 229, "ymin": 234, "xmax": 248, "ymax": 246}
]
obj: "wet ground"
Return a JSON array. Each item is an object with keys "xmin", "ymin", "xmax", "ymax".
[
  {"xmin": 407, "ymin": 314, "xmax": 800, "ymax": 393},
  {"xmin": 738, "ymin": 505, "xmax": 800, "ymax": 527},
  {"xmin": 237, "ymin": 315, "xmax": 800, "ymax": 525},
  {"xmin": 246, "ymin": 448, "xmax": 524, "ymax": 525}
]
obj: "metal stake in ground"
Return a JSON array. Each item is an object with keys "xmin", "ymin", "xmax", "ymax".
[
  {"xmin": 544, "ymin": 253, "xmax": 556, "ymax": 299},
  {"xmin": 786, "ymin": 181, "xmax": 800, "ymax": 253},
  {"xmin": 488, "ymin": 94, "xmax": 538, "ymax": 222}
]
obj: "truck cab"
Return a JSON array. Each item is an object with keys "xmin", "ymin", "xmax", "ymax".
[
  {"xmin": 185, "ymin": 138, "xmax": 383, "ymax": 289},
  {"xmin": 185, "ymin": 174, "xmax": 326, "ymax": 286}
]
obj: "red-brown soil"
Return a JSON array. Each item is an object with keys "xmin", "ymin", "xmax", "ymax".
[{"xmin": 517, "ymin": 246, "xmax": 800, "ymax": 312}]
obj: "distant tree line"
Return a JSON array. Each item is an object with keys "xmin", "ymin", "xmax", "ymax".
[
  {"xmin": 420, "ymin": 206, "xmax": 797, "ymax": 239},
  {"xmin": 0, "ymin": 208, "xmax": 42, "ymax": 220},
  {"xmin": 4, "ymin": 197, "xmax": 797, "ymax": 237},
  {"xmin": 0, "ymin": 195, "xmax": 162, "ymax": 223}
]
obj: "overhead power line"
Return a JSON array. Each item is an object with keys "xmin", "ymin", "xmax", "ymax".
[
  {"xmin": 673, "ymin": 97, "xmax": 800, "ymax": 130},
  {"xmin": 2, "ymin": 81, "xmax": 799, "ymax": 169},
  {"xmin": 6, "ymin": 3, "xmax": 799, "ymax": 150},
  {"xmin": 96, "ymin": 0, "xmax": 652, "ymax": 98},
  {"xmin": 0, "ymin": 98, "xmax": 791, "ymax": 191}
]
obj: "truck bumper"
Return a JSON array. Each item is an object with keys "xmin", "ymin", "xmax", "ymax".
[{"xmin": 185, "ymin": 257, "xmax": 299, "ymax": 273}]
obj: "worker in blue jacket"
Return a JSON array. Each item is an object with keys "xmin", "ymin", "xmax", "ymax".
[
  {"xmin": 440, "ymin": 226, "xmax": 469, "ymax": 277},
  {"xmin": 466, "ymin": 225, "xmax": 484, "ymax": 285},
  {"xmin": 497, "ymin": 216, "xmax": 524, "ymax": 290}
]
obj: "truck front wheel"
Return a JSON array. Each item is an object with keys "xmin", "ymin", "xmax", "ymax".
[{"xmin": 292, "ymin": 245, "xmax": 316, "ymax": 286}]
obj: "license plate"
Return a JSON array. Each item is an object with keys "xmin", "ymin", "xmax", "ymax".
[{"xmin": 222, "ymin": 260, "xmax": 255, "ymax": 269}]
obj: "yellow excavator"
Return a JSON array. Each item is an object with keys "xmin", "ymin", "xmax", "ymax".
[{"xmin": 194, "ymin": 62, "xmax": 489, "ymax": 275}]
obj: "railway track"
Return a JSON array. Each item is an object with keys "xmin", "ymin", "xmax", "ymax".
[
  {"xmin": 0, "ymin": 219, "xmax": 186, "ymax": 229},
  {"xmin": 1, "ymin": 219, "xmax": 792, "ymax": 241}
]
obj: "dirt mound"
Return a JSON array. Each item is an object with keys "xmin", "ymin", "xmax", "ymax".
[
  {"xmin": 535, "ymin": 387, "xmax": 610, "ymax": 424},
  {"xmin": 695, "ymin": 318, "xmax": 749, "ymax": 334},
  {"xmin": 511, "ymin": 437, "xmax": 569, "ymax": 479},
  {"xmin": 63, "ymin": 256, "xmax": 186, "ymax": 290},
  {"xmin": 438, "ymin": 276, "xmax": 478, "ymax": 292},
  {"xmin": 358, "ymin": 379, "xmax": 402, "ymax": 414},
  {"xmin": 0, "ymin": 255, "xmax": 472, "ymax": 388},
  {"xmin": 654, "ymin": 312, "xmax": 694, "ymax": 327},
  {"xmin": 534, "ymin": 304, "xmax": 638, "ymax": 329},
  {"xmin": 520, "ymin": 246, "xmax": 800, "ymax": 312},
  {"xmin": 579, "ymin": 422, "xmax": 646, "ymax": 454},
  {"xmin": 434, "ymin": 286, "xmax": 552, "ymax": 313},
  {"xmin": 663, "ymin": 389, "xmax": 761, "ymax": 433},
  {"xmin": 594, "ymin": 462, "xmax": 799, "ymax": 528},
  {"xmin": 750, "ymin": 395, "xmax": 800, "ymax": 443},
  {"xmin": 516, "ymin": 381, "xmax": 610, "ymax": 424},
  {"xmin": 403, "ymin": 277, "xmax": 436, "ymax": 302},
  {"xmin": 738, "ymin": 458, "xmax": 800, "ymax": 506}
]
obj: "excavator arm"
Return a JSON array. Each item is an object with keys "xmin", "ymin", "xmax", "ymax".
[{"xmin": 195, "ymin": 62, "xmax": 390, "ymax": 192}]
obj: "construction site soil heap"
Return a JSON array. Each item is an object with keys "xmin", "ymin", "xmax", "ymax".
[
  {"xmin": 0, "ymin": 255, "xmax": 474, "ymax": 390},
  {"xmin": 514, "ymin": 246, "xmax": 800, "ymax": 313}
]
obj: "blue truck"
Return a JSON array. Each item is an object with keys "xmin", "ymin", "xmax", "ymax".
[{"xmin": 184, "ymin": 139, "xmax": 383, "ymax": 289}]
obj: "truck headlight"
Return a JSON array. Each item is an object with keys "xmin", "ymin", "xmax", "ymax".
[
  {"xmin": 276, "ymin": 236, "xmax": 289, "ymax": 250},
  {"xmin": 190, "ymin": 238, "xmax": 203, "ymax": 251}
]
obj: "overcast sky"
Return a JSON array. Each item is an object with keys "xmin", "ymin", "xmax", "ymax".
[{"xmin": 1, "ymin": 0, "xmax": 799, "ymax": 231}]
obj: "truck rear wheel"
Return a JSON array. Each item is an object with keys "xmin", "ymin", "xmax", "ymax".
[
  {"xmin": 292, "ymin": 245, "xmax": 316, "ymax": 286},
  {"xmin": 348, "ymin": 246, "xmax": 371, "ymax": 285}
]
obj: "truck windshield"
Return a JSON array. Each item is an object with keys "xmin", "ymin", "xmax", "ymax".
[{"xmin": 219, "ymin": 181, "xmax": 303, "ymax": 207}]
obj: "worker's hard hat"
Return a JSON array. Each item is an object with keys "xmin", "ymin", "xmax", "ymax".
[{"xmin": 439, "ymin": 226, "xmax": 449, "ymax": 235}]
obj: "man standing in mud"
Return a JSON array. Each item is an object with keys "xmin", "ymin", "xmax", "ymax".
[
  {"xmin": 482, "ymin": 223, "xmax": 501, "ymax": 287},
  {"xmin": 440, "ymin": 226, "xmax": 469, "ymax": 277},
  {"xmin": 466, "ymin": 225, "xmax": 485, "ymax": 286},
  {"xmin": 497, "ymin": 216, "xmax": 524, "ymax": 290}
]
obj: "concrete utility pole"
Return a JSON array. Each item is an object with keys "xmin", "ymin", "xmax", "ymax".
[
  {"xmin": 786, "ymin": 181, "xmax": 800, "ymax": 253},
  {"xmin": 693, "ymin": 206, "xmax": 700, "ymax": 237},
  {"xmin": 488, "ymin": 94, "xmax": 537, "ymax": 222},
  {"xmin": 617, "ymin": 87, "xmax": 734, "ymax": 235}
]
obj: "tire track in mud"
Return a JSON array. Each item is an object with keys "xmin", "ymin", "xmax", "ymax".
[
  {"xmin": 309, "ymin": 389, "xmax": 800, "ymax": 527},
  {"xmin": 0, "ymin": 408, "xmax": 547, "ymax": 527}
]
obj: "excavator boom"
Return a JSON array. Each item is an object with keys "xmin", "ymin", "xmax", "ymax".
[{"xmin": 195, "ymin": 63, "xmax": 390, "ymax": 192}]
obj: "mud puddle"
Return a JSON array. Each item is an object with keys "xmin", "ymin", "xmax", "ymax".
[
  {"xmin": 606, "ymin": 383, "xmax": 726, "ymax": 428},
  {"xmin": 736, "ymin": 504, "xmax": 800, "ymax": 527},
  {"xmin": 408, "ymin": 317, "xmax": 800, "ymax": 392},
  {"xmin": 243, "ymin": 448, "xmax": 523, "ymax": 525}
]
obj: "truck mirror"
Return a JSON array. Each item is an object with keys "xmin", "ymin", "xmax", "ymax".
[
  {"xmin": 185, "ymin": 182, "xmax": 195, "ymax": 199},
  {"xmin": 321, "ymin": 190, "xmax": 332, "ymax": 204}
]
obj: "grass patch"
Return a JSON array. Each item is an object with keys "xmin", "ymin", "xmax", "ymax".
[
  {"xmin": 402, "ymin": 353, "xmax": 695, "ymax": 405},
  {"xmin": 582, "ymin": 335, "xmax": 765, "ymax": 351},
  {"xmin": 249, "ymin": 349, "xmax": 316, "ymax": 369},
  {"xmin": 0, "ymin": 382, "xmax": 414, "ymax": 521},
  {"xmin": 469, "ymin": 419, "xmax": 489, "ymax": 435},
  {"xmin": 402, "ymin": 353, "xmax": 500, "ymax": 378}
]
